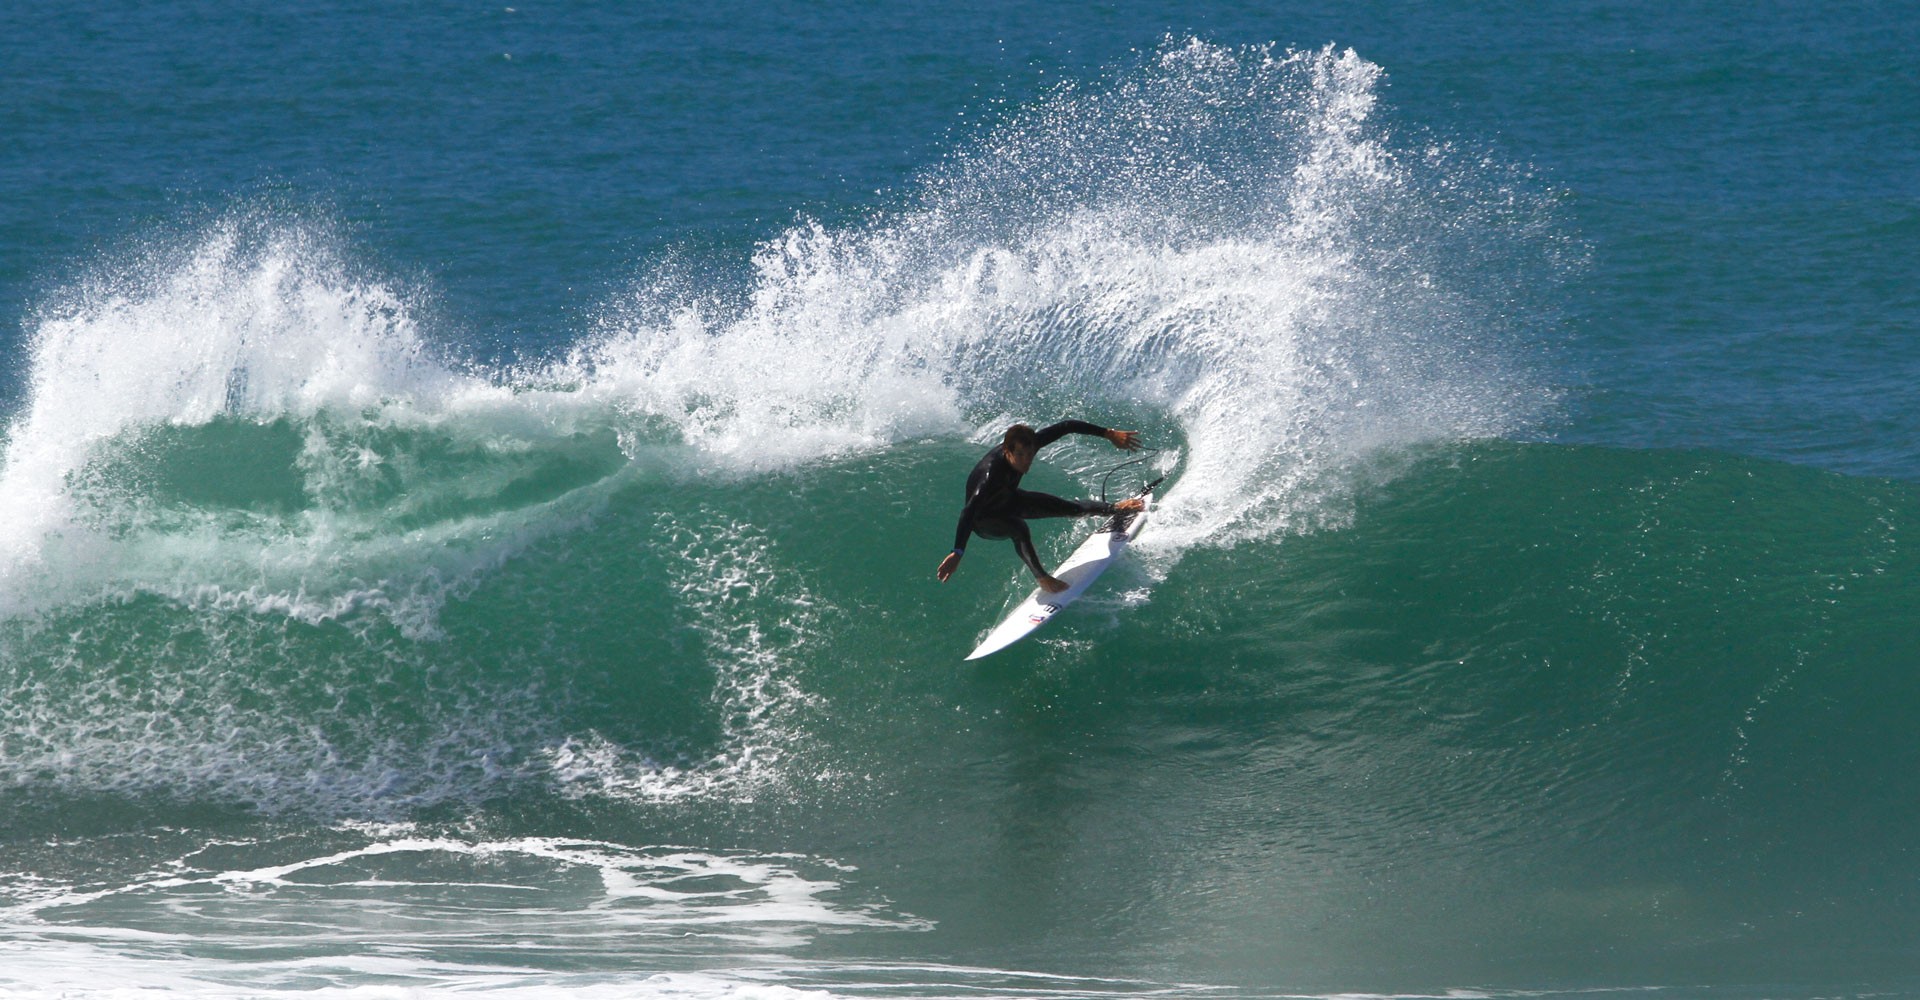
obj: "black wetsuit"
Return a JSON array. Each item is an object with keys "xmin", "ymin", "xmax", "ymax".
[{"xmin": 951, "ymin": 421, "xmax": 1121, "ymax": 580}]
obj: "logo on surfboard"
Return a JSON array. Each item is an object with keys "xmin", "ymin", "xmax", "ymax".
[{"xmin": 1027, "ymin": 603, "xmax": 1060, "ymax": 624}]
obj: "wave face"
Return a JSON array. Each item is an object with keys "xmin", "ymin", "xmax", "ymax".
[{"xmin": 2, "ymin": 37, "xmax": 1911, "ymax": 1000}]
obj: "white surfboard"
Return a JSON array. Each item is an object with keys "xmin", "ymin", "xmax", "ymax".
[{"xmin": 964, "ymin": 480, "xmax": 1159, "ymax": 660}]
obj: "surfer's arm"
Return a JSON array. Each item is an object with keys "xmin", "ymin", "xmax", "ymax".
[
  {"xmin": 940, "ymin": 500, "xmax": 981, "ymax": 582},
  {"xmin": 1034, "ymin": 420, "xmax": 1141, "ymax": 451},
  {"xmin": 937, "ymin": 529, "xmax": 967, "ymax": 581}
]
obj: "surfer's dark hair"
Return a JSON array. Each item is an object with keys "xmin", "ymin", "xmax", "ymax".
[{"xmin": 1003, "ymin": 424, "xmax": 1038, "ymax": 452}]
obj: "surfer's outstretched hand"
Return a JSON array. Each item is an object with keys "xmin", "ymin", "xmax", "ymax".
[
  {"xmin": 1106, "ymin": 429, "xmax": 1142, "ymax": 451},
  {"xmin": 936, "ymin": 550, "xmax": 961, "ymax": 582}
]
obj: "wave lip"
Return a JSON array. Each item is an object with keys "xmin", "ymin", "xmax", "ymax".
[
  {"xmin": 0, "ymin": 214, "xmax": 642, "ymax": 630},
  {"xmin": 1, "ymin": 218, "xmax": 442, "ymax": 617},
  {"xmin": 578, "ymin": 39, "xmax": 1565, "ymax": 552}
]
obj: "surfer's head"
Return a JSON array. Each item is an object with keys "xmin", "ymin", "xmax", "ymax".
[{"xmin": 1002, "ymin": 424, "xmax": 1038, "ymax": 472}]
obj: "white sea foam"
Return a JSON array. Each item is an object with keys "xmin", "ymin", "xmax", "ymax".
[
  {"xmin": 0, "ymin": 213, "xmax": 628, "ymax": 631},
  {"xmin": 0, "ymin": 617, "xmax": 554, "ymax": 815},
  {"xmin": 0, "ymin": 834, "xmax": 919, "ymax": 998},
  {"xmin": 568, "ymin": 39, "xmax": 1560, "ymax": 551}
]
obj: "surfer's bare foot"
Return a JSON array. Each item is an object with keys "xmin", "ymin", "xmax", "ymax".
[
  {"xmin": 1038, "ymin": 575, "xmax": 1070, "ymax": 594},
  {"xmin": 1112, "ymin": 498, "xmax": 1145, "ymax": 513}
]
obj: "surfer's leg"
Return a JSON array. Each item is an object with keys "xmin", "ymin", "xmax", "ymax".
[
  {"xmin": 969, "ymin": 515, "xmax": 1013, "ymax": 541},
  {"xmin": 1010, "ymin": 490, "xmax": 1115, "ymax": 520},
  {"xmin": 1007, "ymin": 520, "xmax": 1070, "ymax": 594}
]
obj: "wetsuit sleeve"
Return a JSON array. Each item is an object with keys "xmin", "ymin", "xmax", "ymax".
[
  {"xmin": 952, "ymin": 451, "xmax": 1000, "ymax": 552},
  {"xmin": 1033, "ymin": 420, "xmax": 1109, "ymax": 449},
  {"xmin": 952, "ymin": 498, "xmax": 979, "ymax": 552}
]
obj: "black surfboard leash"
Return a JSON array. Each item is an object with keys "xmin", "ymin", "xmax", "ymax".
[{"xmin": 1097, "ymin": 450, "xmax": 1163, "ymax": 502}]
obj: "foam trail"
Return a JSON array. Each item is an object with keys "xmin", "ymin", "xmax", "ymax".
[{"xmin": 544, "ymin": 512, "xmax": 824, "ymax": 802}]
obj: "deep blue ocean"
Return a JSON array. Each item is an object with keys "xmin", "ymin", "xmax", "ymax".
[{"xmin": 2, "ymin": 2, "xmax": 1917, "ymax": 997}]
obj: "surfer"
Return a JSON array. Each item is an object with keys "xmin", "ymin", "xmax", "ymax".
[{"xmin": 936, "ymin": 421, "xmax": 1144, "ymax": 594}]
